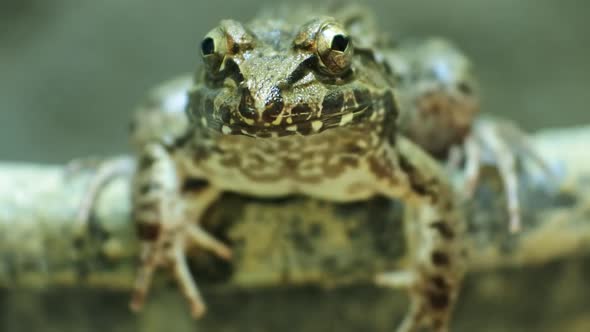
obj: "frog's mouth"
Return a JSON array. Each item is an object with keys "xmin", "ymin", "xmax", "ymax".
[{"xmin": 191, "ymin": 83, "xmax": 396, "ymax": 139}]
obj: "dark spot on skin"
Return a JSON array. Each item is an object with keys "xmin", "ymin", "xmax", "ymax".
[
  {"xmin": 321, "ymin": 91, "xmax": 344, "ymax": 116},
  {"xmin": 398, "ymin": 155, "xmax": 435, "ymax": 198},
  {"xmin": 222, "ymin": 58, "xmax": 244, "ymax": 83},
  {"xmin": 239, "ymin": 88, "xmax": 257, "ymax": 120},
  {"xmin": 345, "ymin": 143, "xmax": 364, "ymax": 154},
  {"xmin": 230, "ymin": 43, "xmax": 240, "ymax": 54},
  {"xmin": 428, "ymin": 291, "xmax": 450, "ymax": 310},
  {"xmin": 192, "ymin": 143, "xmax": 211, "ymax": 161},
  {"xmin": 382, "ymin": 90, "xmax": 399, "ymax": 145},
  {"xmin": 218, "ymin": 105, "xmax": 232, "ymax": 124},
  {"xmin": 383, "ymin": 90, "xmax": 399, "ymax": 119},
  {"xmin": 368, "ymin": 156, "xmax": 393, "ymax": 180},
  {"xmin": 255, "ymin": 130, "xmax": 272, "ymax": 138},
  {"xmin": 219, "ymin": 154, "xmax": 240, "ymax": 168},
  {"xmin": 139, "ymin": 182, "xmax": 162, "ymax": 195},
  {"xmin": 296, "ymin": 121, "xmax": 313, "ymax": 135},
  {"xmin": 431, "ymin": 276, "xmax": 449, "ymax": 291},
  {"xmin": 430, "ymin": 221, "xmax": 455, "ymax": 240},
  {"xmin": 283, "ymin": 157, "xmax": 299, "ymax": 169},
  {"xmin": 431, "ymin": 251, "xmax": 450, "ymax": 266},
  {"xmin": 290, "ymin": 104, "xmax": 312, "ymax": 123},
  {"xmin": 136, "ymin": 222, "xmax": 160, "ymax": 241},
  {"xmin": 322, "ymin": 114, "xmax": 342, "ymax": 129},
  {"xmin": 181, "ymin": 178, "xmax": 209, "ymax": 193},
  {"xmin": 261, "ymin": 93, "xmax": 284, "ymax": 123},
  {"xmin": 353, "ymin": 90, "xmax": 371, "ymax": 109}
]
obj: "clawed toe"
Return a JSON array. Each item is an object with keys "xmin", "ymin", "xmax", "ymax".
[
  {"xmin": 130, "ymin": 223, "xmax": 231, "ymax": 319},
  {"xmin": 187, "ymin": 224, "xmax": 233, "ymax": 260}
]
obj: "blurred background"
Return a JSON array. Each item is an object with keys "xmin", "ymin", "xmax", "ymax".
[
  {"xmin": 1, "ymin": 1, "xmax": 589, "ymax": 331},
  {"xmin": 0, "ymin": 0, "xmax": 588, "ymax": 163}
]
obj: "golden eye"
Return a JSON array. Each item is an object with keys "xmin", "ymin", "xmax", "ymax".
[{"xmin": 316, "ymin": 22, "xmax": 353, "ymax": 75}]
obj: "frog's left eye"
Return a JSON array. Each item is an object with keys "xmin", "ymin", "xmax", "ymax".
[
  {"xmin": 200, "ymin": 28, "xmax": 228, "ymax": 75},
  {"xmin": 201, "ymin": 37, "xmax": 216, "ymax": 56},
  {"xmin": 316, "ymin": 22, "xmax": 353, "ymax": 75}
]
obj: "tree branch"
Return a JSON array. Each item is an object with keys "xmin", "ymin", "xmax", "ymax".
[{"xmin": 1, "ymin": 126, "xmax": 589, "ymax": 291}]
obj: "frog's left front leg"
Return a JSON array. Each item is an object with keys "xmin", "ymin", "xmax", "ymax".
[
  {"xmin": 130, "ymin": 143, "xmax": 232, "ymax": 318},
  {"xmin": 375, "ymin": 137, "xmax": 466, "ymax": 332}
]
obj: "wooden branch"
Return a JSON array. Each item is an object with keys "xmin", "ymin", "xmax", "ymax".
[{"xmin": 0, "ymin": 126, "xmax": 589, "ymax": 292}]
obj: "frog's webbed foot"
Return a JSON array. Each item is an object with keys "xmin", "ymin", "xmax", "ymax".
[
  {"xmin": 460, "ymin": 118, "xmax": 552, "ymax": 233},
  {"xmin": 130, "ymin": 215, "xmax": 232, "ymax": 318},
  {"xmin": 131, "ymin": 143, "xmax": 231, "ymax": 318}
]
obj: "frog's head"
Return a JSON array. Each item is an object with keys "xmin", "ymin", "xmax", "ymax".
[{"xmin": 188, "ymin": 17, "xmax": 396, "ymax": 138}]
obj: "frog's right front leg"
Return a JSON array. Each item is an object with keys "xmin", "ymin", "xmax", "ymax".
[
  {"xmin": 374, "ymin": 137, "xmax": 467, "ymax": 332},
  {"xmin": 130, "ymin": 143, "xmax": 232, "ymax": 318}
]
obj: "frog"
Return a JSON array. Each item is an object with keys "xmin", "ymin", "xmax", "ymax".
[
  {"xmin": 123, "ymin": 9, "xmax": 467, "ymax": 332},
  {"xmin": 70, "ymin": 5, "xmax": 551, "ymax": 332}
]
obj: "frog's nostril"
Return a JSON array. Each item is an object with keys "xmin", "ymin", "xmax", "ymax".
[
  {"xmin": 261, "ymin": 93, "xmax": 284, "ymax": 123},
  {"xmin": 239, "ymin": 88, "xmax": 257, "ymax": 120}
]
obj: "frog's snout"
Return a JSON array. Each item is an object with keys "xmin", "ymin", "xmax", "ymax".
[{"xmin": 237, "ymin": 85, "xmax": 285, "ymax": 124}]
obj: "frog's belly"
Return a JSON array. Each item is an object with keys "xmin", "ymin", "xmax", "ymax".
[{"xmin": 195, "ymin": 157, "xmax": 380, "ymax": 202}]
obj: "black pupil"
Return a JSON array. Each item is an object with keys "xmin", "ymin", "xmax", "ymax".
[
  {"xmin": 331, "ymin": 34, "xmax": 349, "ymax": 52},
  {"xmin": 201, "ymin": 37, "xmax": 215, "ymax": 55}
]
